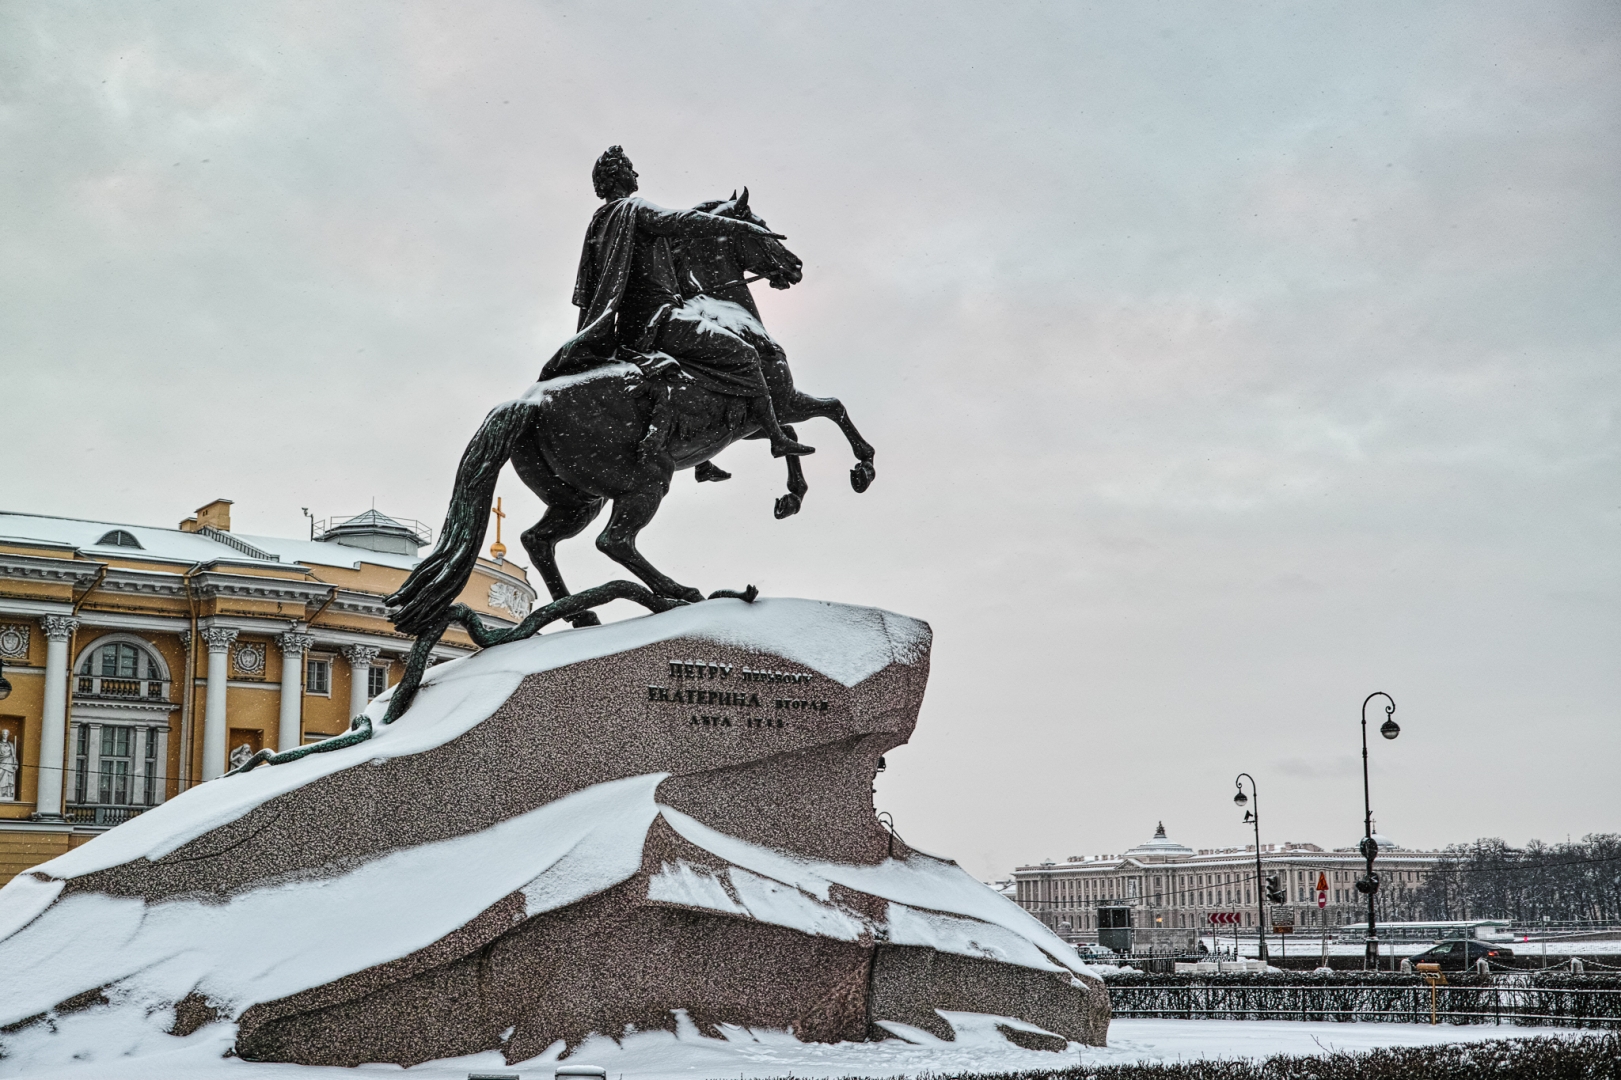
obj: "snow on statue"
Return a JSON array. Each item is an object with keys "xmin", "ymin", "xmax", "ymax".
[{"xmin": 0, "ymin": 729, "xmax": 17, "ymax": 802}]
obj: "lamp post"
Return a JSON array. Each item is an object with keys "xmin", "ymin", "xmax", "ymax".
[
  {"xmin": 1356, "ymin": 692, "xmax": 1399, "ymax": 970},
  {"xmin": 1232, "ymin": 773, "xmax": 1269, "ymax": 963}
]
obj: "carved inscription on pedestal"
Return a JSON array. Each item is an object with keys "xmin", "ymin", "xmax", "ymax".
[{"xmin": 645, "ymin": 657, "xmax": 831, "ymax": 732}]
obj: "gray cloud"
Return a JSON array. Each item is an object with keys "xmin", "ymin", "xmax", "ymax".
[{"xmin": 2, "ymin": 1, "xmax": 1617, "ymax": 877}]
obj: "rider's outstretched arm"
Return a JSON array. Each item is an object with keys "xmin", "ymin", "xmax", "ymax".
[{"xmin": 633, "ymin": 201, "xmax": 782, "ymax": 242}]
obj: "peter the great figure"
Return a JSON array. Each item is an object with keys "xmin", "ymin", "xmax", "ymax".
[
  {"xmin": 232, "ymin": 145, "xmax": 879, "ymax": 773},
  {"xmin": 544, "ymin": 145, "xmax": 814, "ymax": 459}
]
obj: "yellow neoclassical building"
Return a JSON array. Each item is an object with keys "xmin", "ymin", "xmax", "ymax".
[{"xmin": 0, "ymin": 498, "xmax": 535, "ymax": 885}]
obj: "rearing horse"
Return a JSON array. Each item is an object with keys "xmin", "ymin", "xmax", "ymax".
[
  {"xmin": 675, "ymin": 189, "xmax": 876, "ymax": 518},
  {"xmin": 388, "ymin": 191, "xmax": 876, "ymax": 646},
  {"xmin": 226, "ymin": 193, "xmax": 874, "ymax": 776}
]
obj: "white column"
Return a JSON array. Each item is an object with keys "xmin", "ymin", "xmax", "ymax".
[
  {"xmin": 199, "ymin": 627, "xmax": 238, "ymax": 781},
  {"xmin": 32, "ymin": 615, "xmax": 78, "ymax": 821},
  {"xmin": 342, "ymin": 644, "xmax": 381, "ymax": 722},
  {"xmin": 132, "ymin": 726, "xmax": 152, "ymax": 806},
  {"xmin": 276, "ymin": 633, "xmax": 314, "ymax": 752},
  {"xmin": 152, "ymin": 725, "xmax": 170, "ymax": 805},
  {"xmin": 85, "ymin": 722, "xmax": 103, "ymax": 805},
  {"xmin": 65, "ymin": 723, "xmax": 82, "ymax": 807}
]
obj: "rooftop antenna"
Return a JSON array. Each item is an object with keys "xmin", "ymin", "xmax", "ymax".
[{"xmin": 301, "ymin": 507, "xmax": 314, "ymax": 541}]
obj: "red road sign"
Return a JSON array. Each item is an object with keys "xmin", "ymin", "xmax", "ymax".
[
  {"xmin": 1208, "ymin": 912, "xmax": 1241, "ymax": 925},
  {"xmin": 1316, "ymin": 871, "xmax": 1329, "ymax": 909}
]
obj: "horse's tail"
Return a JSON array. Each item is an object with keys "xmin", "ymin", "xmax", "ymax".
[{"xmin": 388, "ymin": 399, "xmax": 533, "ymax": 638}]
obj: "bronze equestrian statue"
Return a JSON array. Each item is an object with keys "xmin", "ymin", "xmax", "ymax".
[
  {"xmin": 229, "ymin": 147, "xmax": 875, "ymax": 774},
  {"xmin": 545, "ymin": 145, "xmax": 815, "ymax": 461}
]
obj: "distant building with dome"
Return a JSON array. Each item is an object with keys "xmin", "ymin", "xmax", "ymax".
[{"xmin": 1011, "ymin": 821, "xmax": 1446, "ymax": 951}]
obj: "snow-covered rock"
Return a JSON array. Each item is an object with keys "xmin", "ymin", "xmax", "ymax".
[{"xmin": 0, "ymin": 598, "xmax": 1107, "ymax": 1068}]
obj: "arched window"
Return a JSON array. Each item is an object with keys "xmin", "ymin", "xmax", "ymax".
[
  {"xmin": 76, "ymin": 639, "xmax": 167, "ymax": 700},
  {"xmin": 95, "ymin": 529, "xmax": 143, "ymax": 549}
]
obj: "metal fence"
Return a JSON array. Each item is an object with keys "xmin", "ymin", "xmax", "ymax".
[{"xmin": 1106, "ymin": 975, "xmax": 1621, "ymax": 1027}]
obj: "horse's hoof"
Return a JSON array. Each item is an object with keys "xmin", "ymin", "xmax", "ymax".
[
  {"xmin": 569, "ymin": 610, "xmax": 602, "ymax": 628},
  {"xmin": 774, "ymin": 492, "xmax": 802, "ymax": 519},
  {"xmin": 851, "ymin": 460, "xmax": 876, "ymax": 493}
]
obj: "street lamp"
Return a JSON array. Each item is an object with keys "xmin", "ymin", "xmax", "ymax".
[
  {"xmin": 1357, "ymin": 692, "xmax": 1398, "ymax": 970},
  {"xmin": 1233, "ymin": 773, "xmax": 1269, "ymax": 963}
]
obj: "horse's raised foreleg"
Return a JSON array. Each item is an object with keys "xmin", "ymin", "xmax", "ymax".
[
  {"xmin": 519, "ymin": 497, "xmax": 605, "ymax": 627},
  {"xmin": 779, "ymin": 392, "xmax": 877, "ymax": 493},
  {"xmin": 775, "ymin": 424, "xmax": 810, "ymax": 519},
  {"xmin": 596, "ymin": 487, "xmax": 705, "ymax": 605}
]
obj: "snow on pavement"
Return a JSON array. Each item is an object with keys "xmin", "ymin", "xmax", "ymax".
[{"xmin": 0, "ymin": 1006, "xmax": 1585, "ymax": 1080}]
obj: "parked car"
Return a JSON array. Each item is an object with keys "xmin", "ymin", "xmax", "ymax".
[
  {"xmin": 1411, "ymin": 939, "xmax": 1514, "ymax": 971},
  {"xmin": 1073, "ymin": 943, "xmax": 1117, "ymax": 961}
]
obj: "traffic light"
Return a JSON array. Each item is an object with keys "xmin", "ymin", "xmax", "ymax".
[{"xmin": 1265, "ymin": 875, "xmax": 1287, "ymax": 905}]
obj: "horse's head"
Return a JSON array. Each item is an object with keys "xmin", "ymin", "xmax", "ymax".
[{"xmin": 703, "ymin": 187, "xmax": 803, "ymax": 290}]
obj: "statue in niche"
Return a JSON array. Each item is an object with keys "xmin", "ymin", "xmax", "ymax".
[
  {"xmin": 229, "ymin": 743, "xmax": 255, "ymax": 773},
  {"xmin": 0, "ymin": 729, "xmax": 19, "ymax": 801}
]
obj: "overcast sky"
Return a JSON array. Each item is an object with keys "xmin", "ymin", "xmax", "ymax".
[{"xmin": 3, "ymin": 2, "xmax": 1617, "ymax": 879}]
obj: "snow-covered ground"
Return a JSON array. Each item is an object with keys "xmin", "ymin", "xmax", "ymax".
[{"xmin": 0, "ymin": 1008, "xmax": 1584, "ymax": 1080}]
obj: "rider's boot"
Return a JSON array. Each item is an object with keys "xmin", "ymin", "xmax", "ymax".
[
  {"xmin": 694, "ymin": 461, "xmax": 731, "ymax": 482},
  {"xmin": 751, "ymin": 395, "xmax": 815, "ymax": 457}
]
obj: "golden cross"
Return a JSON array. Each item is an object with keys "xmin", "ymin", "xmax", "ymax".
[{"xmin": 489, "ymin": 497, "xmax": 508, "ymax": 561}]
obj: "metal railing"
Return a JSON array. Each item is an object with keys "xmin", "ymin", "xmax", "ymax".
[
  {"xmin": 75, "ymin": 676, "xmax": 169, "ymax": 701},
  {"xmin": 64, "ymin": 804, "xmax": 147, "ymax": 827},
  {"xmin": 1108, "ymin": 980, "xmax": 1621, "ymax": 1027},
  {"xmin": 198, "ymin": 525, "xmax": 280, "ymax": 561},
  {"xmin": 313, "ymin": 515, "xmax": 432, "ymax": 546}
]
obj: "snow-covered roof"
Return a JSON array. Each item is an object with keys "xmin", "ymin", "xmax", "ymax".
[
  {"xmin": 1335, "ymin": 832, "xmax": 1404, "ymax": 852},
  {"xmin": 0, "ymin": 512, "xmax": 267, "ymax": 566},
  {"xmin": 236, "ymin": 532, "xmax": 421, "ymax": 572},
  {"xmin": 331, "ymin": 509, "xmax": 405, "ymax": 531},
  {"xmin": 1123, "ymin": 821, "xmax": 1195, "ymax": 860},
  {"xmin": 0, "ymin": 511, "xmax": 422, "ymax": 572}
]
